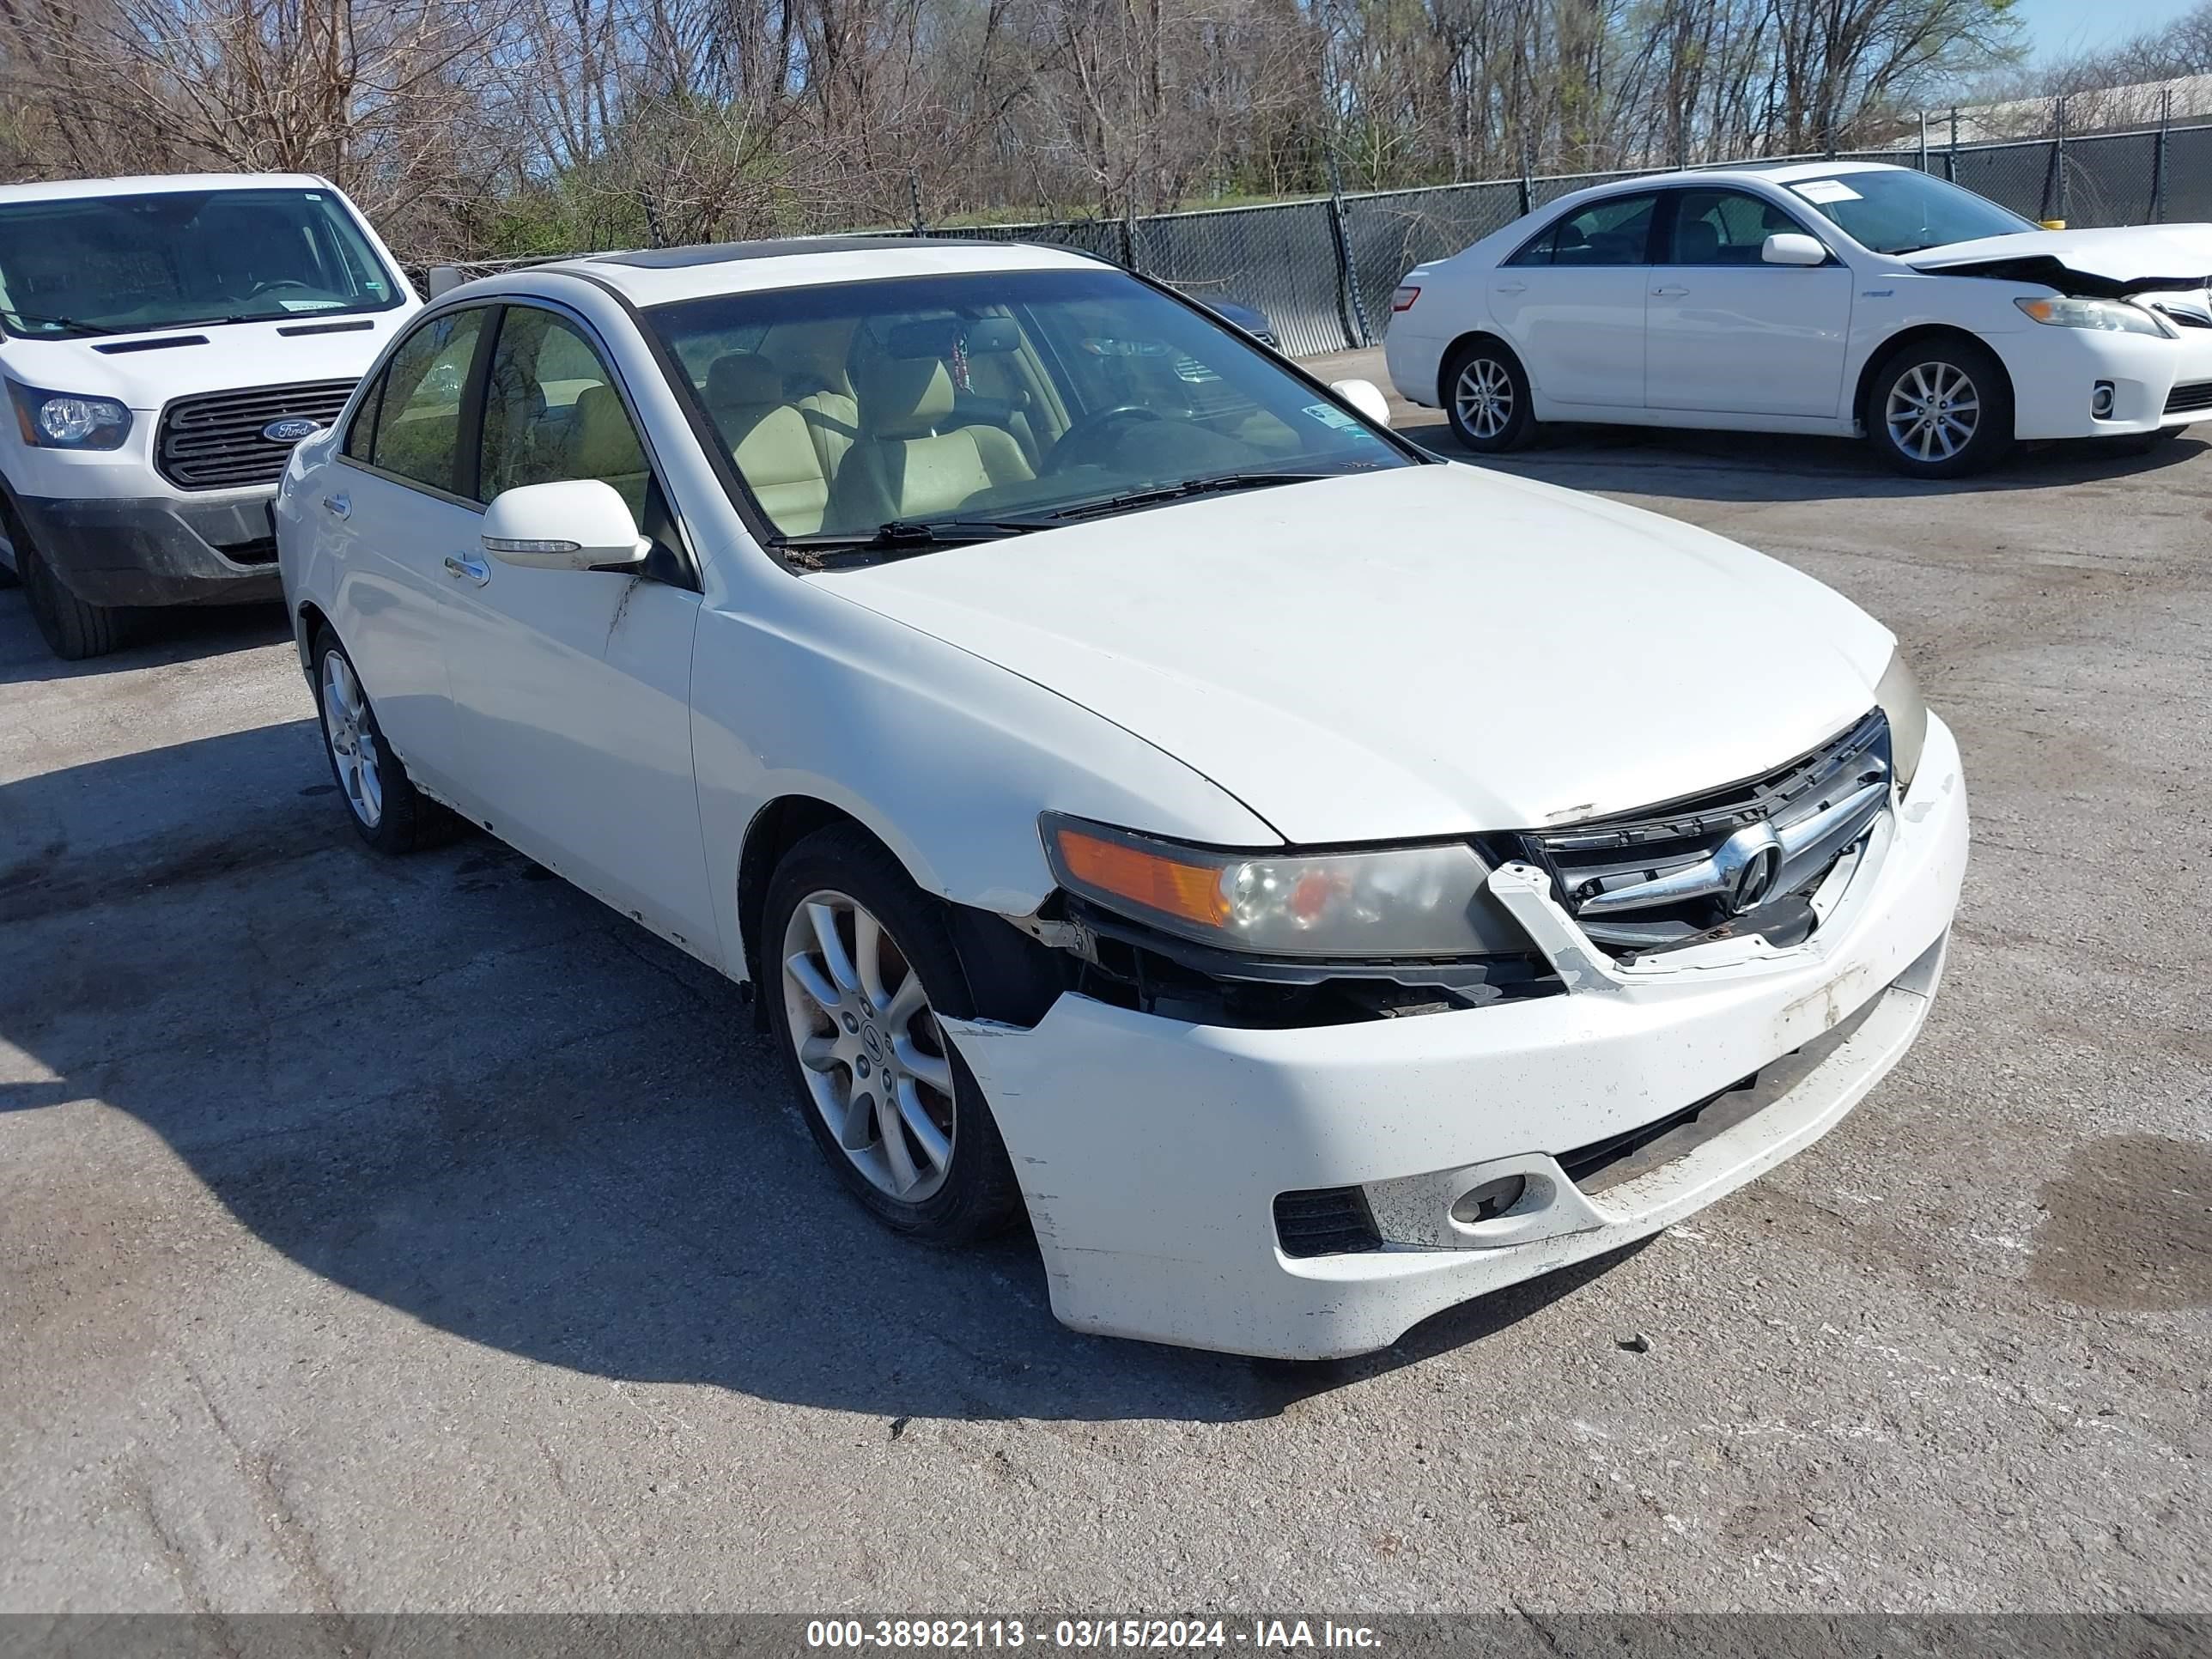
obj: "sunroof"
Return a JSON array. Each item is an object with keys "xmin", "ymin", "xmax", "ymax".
[{"xmin": 595, "ymin": 235, "xmax": 994, "ymax": 269}]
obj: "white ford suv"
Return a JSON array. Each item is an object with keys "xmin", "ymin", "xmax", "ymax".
[
  {"xmin": 0, "ymin": 173, "xmax": 418, "ymax": 658},
  {"xmin": 277, "ymin": 238, "xmax": 1966, "ymax": 1359}
]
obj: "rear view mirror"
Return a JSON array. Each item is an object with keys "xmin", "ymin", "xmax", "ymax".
[
  {"xmin": 1762, "ymin": 233, "xmax": 1830, "ymax": 267},
  {"xmin": 482, "ymin": 479, "xmax": 649, "ymax": 572},
  {"xmin": 1329, "ymin": 379, "xmax": 1394, "ymax": 428}
]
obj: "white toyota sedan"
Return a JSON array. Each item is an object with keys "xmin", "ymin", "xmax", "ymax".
[
  {"xmin": 1386, "ymin": 161, "xmax": 2212, "ymax": 477},
  {"xmin": 276, "ymin": 237, "xmax": 1966, "ymax": 1359}
]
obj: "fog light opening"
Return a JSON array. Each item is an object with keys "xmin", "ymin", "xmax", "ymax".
[
  {"xmin": 2092, "ymin": 380, "xmax": 2117, "ymax": 420},
  {"xmin": 1451, "ymin": 1175, "xmax": 1528, "ymax": 1224}
]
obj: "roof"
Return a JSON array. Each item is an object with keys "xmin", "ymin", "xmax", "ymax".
[
  {"xmin": 511, "ymin": 234, "xmax": 1102, "ymax": 307},
  {"xmin": 1552, "ymin": 159, "xmax": 1906, "ymax": 203},
  {"xmin": 0, "ymin": 172, "xmax": 336, "ymax": 207}
]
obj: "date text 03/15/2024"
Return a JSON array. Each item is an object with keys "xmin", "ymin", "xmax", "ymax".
[{"xmin": 803, "ymin": 1620, "xmax": 1382, "ymax": 1650}]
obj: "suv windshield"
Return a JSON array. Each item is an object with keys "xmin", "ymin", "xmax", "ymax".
[
  {"xmin": 1787, "ymin": 170, "xmax": 2037, "ymax": 255},
  {"xmin": 647, "ymin": 265, "xmax": 1410, "ymax": 548},
  {"xmin": 0, "ymin": 187, "xmax": 403, "ymax": 339}
]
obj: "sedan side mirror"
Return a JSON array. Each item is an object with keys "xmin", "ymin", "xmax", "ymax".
[
  {"xmin": 1762, "ymin": 232, "xmax": 1830, "ymax": 267},
  {"xmin": 1329, "ymin": 378, "xmax": 1394, "ymax": 428},
  {"xmin": 482, "ymin": 479, "xmax": 650, "ymax": 572}
]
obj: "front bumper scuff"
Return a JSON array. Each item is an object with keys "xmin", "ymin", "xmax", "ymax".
[{"xmin": 945, "ymin": 715, "xmax": 1968, "ymax": 1360}]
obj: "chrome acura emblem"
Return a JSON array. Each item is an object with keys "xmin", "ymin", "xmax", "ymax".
[
  {"xmin": 1715, "ymin": 822, "xmax": 1785, "ymax": 915},
  {"xmin": 263, "ymin": 417, "xmax": 323, "ymax": 443}
]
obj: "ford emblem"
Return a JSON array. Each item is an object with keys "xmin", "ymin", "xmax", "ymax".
[{"xmin": 263, "ymin": 417, "xmax": 323, "ymax": 444}]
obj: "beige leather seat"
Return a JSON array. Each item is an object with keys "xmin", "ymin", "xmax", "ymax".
[
  {"xmin": 704, "ymin": 354, "xmax": 833, "ymax": 535},
  {"xmin": 846, "ymin": 356, "xmax": 1034, "ymax": 521},
  {"xmin": 559, "ymin": 384, "xmax": 651, "ymax": 520},
  {"xmin": 760, "ymin": 319, "xmax": 860, "ymax": 483}
]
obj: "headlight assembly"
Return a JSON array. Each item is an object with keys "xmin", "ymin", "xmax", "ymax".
[
  {"xmin": 1875, "ymin": 649, "xmax": 1929, "ymax": 795},
  {"xmin": 2014, "ymin": 295, "xmax": 2172, "ymax": 337},
  {"xmin": 7, "ymin": 378, "xmax": 132, "ymax": 449},
  {"xmin": 1042, "ymin": 814, "xmax": 1528, "ymax": 959}
]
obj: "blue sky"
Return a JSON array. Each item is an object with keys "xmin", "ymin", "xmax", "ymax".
[{"xmin": 2014, "ymin": 0, "xmax": 2202, "ymax": 60}]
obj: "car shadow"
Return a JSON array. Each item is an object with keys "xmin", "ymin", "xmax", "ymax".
[
  {"xmin": 0, "ymin": 708, "xmax": 1650, "ymax": 1426},
  {"xmin": 0, "ymin": 586, "xmax": 292, "ymax": 686},
  {"xmin": 1398, "ymin": 412, "xmax": 2209, "ymax": 502}
]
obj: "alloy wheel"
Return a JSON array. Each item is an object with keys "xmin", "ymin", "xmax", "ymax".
[
  {"xmin": 780, "ymin": 889, "xmax": 957, "ymax": 1202},
  {"xmin": 320, "ymin": 651, "xmax": 384, "ymax": 830},
  {"xmin": 1454, "ymin": 357, "xmax": 1516, "ymax": 441},
  {"xmin": 1885, "ymin": 362, "xmax": 1979, "ymax": 464}
]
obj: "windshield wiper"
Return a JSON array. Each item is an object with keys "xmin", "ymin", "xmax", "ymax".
[
  {"xmin": 1, "ymin": 312, "xmax": 132, "ymax": 337},
  {"xmin": 1048, "ymin": 471, "xmax": 1335, "ymax": 523},
  {"xmin": 781, "ymin": 518, "xmax": 1046, "ymax": 559}
]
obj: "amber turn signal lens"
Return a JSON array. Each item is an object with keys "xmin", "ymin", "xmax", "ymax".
[{"xmin": 1053, "ymin": 827, "xmax": 1230, "ymax": 929}]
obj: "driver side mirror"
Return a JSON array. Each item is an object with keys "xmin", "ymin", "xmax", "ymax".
[
  {"xmin": 1329, "ymin": 378, "xmax": 1394, "ymax": 428},
  {"xmin": 482, "ymin": 479, "xmax": 650, "ymax": 573},
  {"xmin": 1762, "ymin": 233, "xmax": 1830, "ymax": 267}
]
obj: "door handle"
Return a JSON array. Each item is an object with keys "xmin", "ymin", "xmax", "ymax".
[
  {"xmin": 1651, "ymin": 285, "xmax": 1690, "ymax": 297},
  {"xmin": 1494, "ymin": 281, "xmax": 1528, "ymax": 294},
  {"xmin": 322, "ymin": 494, "xmax": 349, "ymax": 519},
  {"xmin": 443, "ymin": 553, "xmax": 490, "ymax": 585}
]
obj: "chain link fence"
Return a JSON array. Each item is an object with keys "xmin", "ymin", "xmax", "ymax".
[{"xmin": 412, "ymin": 106, "xmax": 2212, "ymax": 358}]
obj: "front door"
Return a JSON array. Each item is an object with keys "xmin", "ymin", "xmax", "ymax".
[
  {"xmin": 1489, "ymin": 191, "xmax": 1657, "ymax": 409},
  {"xmin": 1643, "ymin": 187, "xmax": 1854, "ymax": 418},
  {"xmin": 438, "ymin": 302, "xmax": 718, "ymax": 961}
]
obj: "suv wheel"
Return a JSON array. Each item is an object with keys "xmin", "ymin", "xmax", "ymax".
[
  {"xmin": 1867, "ymin": 339, "xmax": 2013, "ymax": 477},
  {"xmin": 763, "ymin": 824, "xmax": 1022, "ymax": 1244},
  {"xmin": 8, "ymin": 497, "xmax": 123, "ymax": 659}
]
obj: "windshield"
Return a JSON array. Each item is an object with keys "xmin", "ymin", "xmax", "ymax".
[
  {"xmin": 1787, "ymin": 170, "xmax": 2038, "ymax": 255},
  {"xmin": 646, "ymin": 266, "xmax": 1411, "ymax": 546},
  {"xmin": 0, "ymin": 188, "xmax": 404, "ymax": 339}
]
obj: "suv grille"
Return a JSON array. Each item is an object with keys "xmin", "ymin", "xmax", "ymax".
[
  {"xmin": 1516, "ymin": 710, "xmax": 1891, "ymax": 961},
  {"xmin": 155, "ymin": 379, "xmax": 357, "ymax": 491}
]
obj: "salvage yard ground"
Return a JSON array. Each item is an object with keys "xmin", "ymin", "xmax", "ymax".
[{"xmin": 3, "ymin": 349, "xmax": 2208, "ymax": 1611}]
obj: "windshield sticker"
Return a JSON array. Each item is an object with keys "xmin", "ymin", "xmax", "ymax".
[
  {"xmin": 277, "ymin": 298, "xmax": 349, "ymax": 311},
  {"xmin": 1303, "ymin": 402, "xmax": 1368, "ymax": 433},
  {"xmin": 1792, "ymin": 179, "xmax": 1863, "ymax": 204}
]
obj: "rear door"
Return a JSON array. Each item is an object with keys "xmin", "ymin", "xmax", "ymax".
[
  {"xmin": 323, "ymin": 305, "xmax": 492, "ymax": 794},
  {"xmin": 439, "ymin": 301, "xmax": 718, "ymax": 960},
  {"xmin": 1487, "ymin": 191, "xmax": 1656, "ymax": 408},
  {"xmin": 1643, "ymin": 186, "xmax": 1854, "ymax": 417}
]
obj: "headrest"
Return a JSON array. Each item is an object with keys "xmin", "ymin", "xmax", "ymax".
[
  {"xmin": 855, "ymin": 356, "xmax": 956, "ymax": 434},
  {"xmin": 1676, "ymin": 220, "xmax": 1721, "ymax": 262},
  {"xmin": 566, "ymin": 384, "xmax": 646, "ymax": 475},
  {"xmin": 707, "ymin": 352, "xmax": 782, "ymax": 409}
]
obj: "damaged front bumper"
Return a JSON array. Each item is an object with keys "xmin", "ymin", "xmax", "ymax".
[
  {"xmin": 1996, "ymin": 316, "xmax": 2212, "ymax": 440},
  {"xmin": 945, "ymin": 715, "xmax": 1968, "ymax": 1360}
]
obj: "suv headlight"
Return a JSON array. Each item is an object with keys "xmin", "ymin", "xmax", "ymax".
[
  {"xmin": 7, "ymin": 378, "xmax": 133, "ymax": 449},
  {"xmin": 1875, "ymin": 649, "xmax": 1928, "ymax": 794},
  {"xmin": 1042, "ymin": 814, "xmax": 1527, "ymax": 958},
  {"xmin": 2014, "ymin": 295, "xmax": 2171, "ymax": 337}
]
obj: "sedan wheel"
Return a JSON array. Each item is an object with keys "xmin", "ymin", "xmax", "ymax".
[
  {"xmin": 781, "ymin": 890, "xmax": 957, "ymax": 1203},
  {"xmin": 1868, "ymin": 339, "xmax": 2012, "ymax": 477},
  {"xmin": 321, "ymin": 649, "xmax": 384, "ymax": 830},
  {"xmin": 1443, "ymin": 340, "xmax": 1536, "ymax": 453},
  {"xmin": 762, "ymin": 824, "xmax": 1022, "ymax": 1243},
  {"xmin": 310, "ymin": 629, "xmax": 459, "ymax": 854}
]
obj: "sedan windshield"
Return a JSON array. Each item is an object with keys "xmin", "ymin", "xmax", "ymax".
[
  {"xmin": 1787, "ymin": 170, "xmax": 2038, "ymax": 255},
  {"xmin": 0, "ymin": 188, "xmax": 404, "ymax": 339},
  {"xmin": 646, "ymin": 266, "xmax": 1411, "ymax": 547}
]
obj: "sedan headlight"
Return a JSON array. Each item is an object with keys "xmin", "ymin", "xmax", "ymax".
[
  {"xmin": 1042, "ymin": 814, "xmax": 1526, "ymax": 958},
  {"xmin": 7, "ymin": 378, "xmax": 132, "ymax": 449},
  {"xmin": 1875, "ymin": 649, "xmax": 1928, "ymax": 795},
  {"xmin": 2014, "ymin": 295, "xmax": 2171, "ymax": 337}
]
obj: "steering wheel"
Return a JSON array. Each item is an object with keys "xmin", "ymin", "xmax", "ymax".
[
  {"xmin": 1044, "ymin": 404, "xmax": 1162, "ymax": 474},
  {"xmin": 243, "ymin": 278, "xmax": 316, "ymax": 301}
]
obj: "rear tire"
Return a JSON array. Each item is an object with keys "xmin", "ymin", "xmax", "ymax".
[
  {"xmin": 1865, "ymin": 337, "xmax": 2013, "ymax": 478},
  {"xmin": 763, "ymin": 823, "xmax": 1023, "ymax": 1245},
  {"xmin": 311, "ymin": 628, "xmax": 459, "ymax": 854},
  {"xmin": 1443, "ymin": 338, "xmax": 1539, "ymax": 453}
]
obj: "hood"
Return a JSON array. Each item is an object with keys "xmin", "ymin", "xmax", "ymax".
[
  {"xmin": 814, "ymin": 466, "xmax": 1898, "ymax": 842},
  {"xmin": 0, "ymin": 308, "xmax": 415, "ymax": 410},
  {"xmin": 1904, "ymin": 223, "xmax": 2212, "ymax": 296}
]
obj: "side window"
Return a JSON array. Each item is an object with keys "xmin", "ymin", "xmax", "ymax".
[
  {"xmin": 478, "ymin": 307, "xmax": 651, "ymax": 520},
  {"xmin": 368, "ymin": 308, "xmax": 486, "ymax": 492},
  {"xmin": 342, "ymin": 373, "xmax": 384, "ymax": 461},
  {"xmin": 1666, "ymin": 189, "xmax": 1814, "ymax": 265},
  {"xmin": 1510, "ymin": 194, "xmax": 1657, "ymax": 267}
]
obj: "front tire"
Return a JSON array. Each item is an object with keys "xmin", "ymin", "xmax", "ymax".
[
  {"xmin": 1866, "ymin": 338, "xmax": 2013, "ymax": 477},
  {"xmin": 311, "ymin": 628, "xmax": 457, "ymax": 854},
  {"xmin": 763, "ymin": 824, "xmax": 1021, "ymax": 1244},
  {"xmin": 12, "ymin": 518, "xmax": 123, "ymax": 659},
  {"xmin": 1443, "ymin": 338, "xmax": 1539, "ymax": 453}
]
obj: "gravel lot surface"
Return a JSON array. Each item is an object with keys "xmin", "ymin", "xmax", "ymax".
[{"xmin": 3, "ymin": 350, "xmax": 2207, "ymax": 1613}]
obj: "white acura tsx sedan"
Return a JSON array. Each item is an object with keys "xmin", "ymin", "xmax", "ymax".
[
  {"xmin": 1386, "ymin": 160, "xmax": 2212, "ymax": 477},
  {"xmin": 276, "ymin": 237, "xmax": 1966, "ymax": 1358}
]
